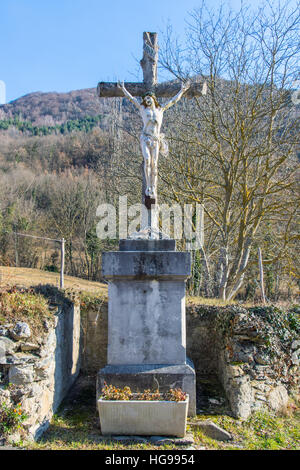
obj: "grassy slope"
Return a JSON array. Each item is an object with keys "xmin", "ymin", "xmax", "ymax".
[
  {"xmin": 0, "ymin": 266, "xmax": 107, "ymax": 295},
  {"xmin": 0, "ymin": 266, "xmax": 238, "ymax": 307}
]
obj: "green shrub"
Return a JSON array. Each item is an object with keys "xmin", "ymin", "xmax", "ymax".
[{"xmin": 0, "ymin": 401, "xmax": 27, "ymax": 435}]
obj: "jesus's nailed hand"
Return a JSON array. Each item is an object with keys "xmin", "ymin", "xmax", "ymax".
[{"xmin": 181, "ymin": 80, "xmax": 191, "ymax": 92}]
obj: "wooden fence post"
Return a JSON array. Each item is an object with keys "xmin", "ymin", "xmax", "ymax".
[
  {"xmin": 60, "ymin": 238, "xmax": 65, "ymax": 289},
  {"xmin": 14, "ymin": 231, "xmax": 19, "ymax": 267}
]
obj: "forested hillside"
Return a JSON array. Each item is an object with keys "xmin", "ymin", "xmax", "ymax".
[
  {"xmin": 0, "ymin": 88, "xmax": 105, "ymax": 125},
  {"xmin": 0, "ymin": 84, "xmax": 139, "ymax": 284}
]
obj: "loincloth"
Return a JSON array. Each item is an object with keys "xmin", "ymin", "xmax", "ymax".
[{"xmin": 140, "ymin": 132, "xmax": 169, "ymax": 156}]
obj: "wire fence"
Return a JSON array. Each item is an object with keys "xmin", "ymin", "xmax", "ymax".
[{"xmin": 13, "ymin": 232, "xmax": 65, "ymax": 289}]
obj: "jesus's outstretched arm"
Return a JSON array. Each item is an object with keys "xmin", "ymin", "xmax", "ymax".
[
  {"xmin": 117, "ymin": 81, "xmax": 140, "ymax": 109},
  {"xmin": 162, "ymin": 80, "xmax": 190, "ymax": 111}
]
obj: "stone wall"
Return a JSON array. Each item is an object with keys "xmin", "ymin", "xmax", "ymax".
[
  {"xmin": 81, "ymin": 300, "xmax": 108, "ymax": 374},
  {"xmin": 81, "ymin": 301, "xmax": 220, "ymax": 376},
  {"xmin": 80, "ymin": 301, "xmax": 219, "ymax": 376},
  {"xmin": 186, "ymin": 306, "xmax": 219, "ymax": 375},
  {"xmin": 0, "ymin": 295, "xmax": 81, "ymax": 440},
  {"xmin": 214, "ymin": 305, "xmax": 300, "ymax": 419}
]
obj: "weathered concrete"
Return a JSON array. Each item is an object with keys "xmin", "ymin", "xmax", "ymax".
[
  {"xmin": 97, "ymin": 360, "xmax": 196, "ymax": 416},
  {"xmin": 98, "ymin": 239, "xmax": 196, "ymax": 416},
  {"xmin": 98, "ymin": 397, "xmax": 188, "ymax": 437},
  {"xmin": 107, "ymin": 280, "xmax": 186, "ymax": 365},
  {"xmin": 103, "ymin": 243, "xmax": 190, "ymax": 366},
  {"xmin": 102, "ymin": 250, "xmax": 191, "ymax": 280},
  {"xmin": 119, "ymin": 239, "xmax": 176, "ymax": 252}
]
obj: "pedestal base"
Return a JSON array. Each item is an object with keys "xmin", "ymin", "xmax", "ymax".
[
  {"xmin": 97, "ymin": 358, "xmax": 196, "ymax": 417},
  {"xmin": 102, "ymin": 248, "xmax": 191, "ymax": 366}
]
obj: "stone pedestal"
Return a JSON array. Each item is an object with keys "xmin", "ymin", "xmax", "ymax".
[{"xmin": 97, "ymin": 239, "xmax": 196, "ymax": 416}]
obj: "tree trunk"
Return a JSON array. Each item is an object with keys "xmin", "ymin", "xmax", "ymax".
[
  {"xmin": 199, "ymin": 247, "xmax": 211, "ymax": 297},
  {"xmin": 258, "ymin": 247, "xmax": 266, "ymax": 304},
  {"xmin": 218, "ymin": 246, "xmax": 229, "ymax": 300},
  {"xmin": 227, "ymin": 237, "xmax": 252, "ymax": 300}
]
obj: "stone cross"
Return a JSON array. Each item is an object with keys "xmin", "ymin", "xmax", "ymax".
[{"xmin": 97, "ymin": 32, "xmax": 206, "ymax": 237}]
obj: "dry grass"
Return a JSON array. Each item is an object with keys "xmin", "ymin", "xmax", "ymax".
[
  {"xmin": 0, "ymin": 289, "xmax": 54, "ymax": 339},
  {"xmin": 187, "ymin": 296, "xmax": 237, "ymax": 307},
  {"xmin": 0, "ymin": 266, "xmax": 297, "ymax": 310},
  {"xmin": 0, "ymin": 267, "xmax": 241, "ymax": 307},
  {"xmin": 0, "ymin": 266, "xmax": 107, "ymax": 295}
]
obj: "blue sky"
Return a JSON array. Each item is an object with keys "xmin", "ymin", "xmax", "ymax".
[{"xmin": 0, "ymin": 0, "xmax": 298, "ymax": 102}]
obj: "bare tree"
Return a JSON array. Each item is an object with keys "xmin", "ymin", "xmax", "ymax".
[{"xmin": 159, "ymin": 0, "xmax": 300, "ymax": 299}]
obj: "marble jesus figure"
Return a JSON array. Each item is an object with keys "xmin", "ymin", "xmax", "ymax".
[{"xmin": 118, "ymin": 80, "xmax": 190, "ymax": 200}]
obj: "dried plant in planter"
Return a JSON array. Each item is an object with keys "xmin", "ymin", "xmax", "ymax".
[{"xmin": 100, "ymin": 383, "xmax": 187, "ymax": 402}]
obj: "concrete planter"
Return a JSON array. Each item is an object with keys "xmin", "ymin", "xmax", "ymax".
[{"xmin": 98, "ymin": 395, "xmax": 189, "ymax": 437}]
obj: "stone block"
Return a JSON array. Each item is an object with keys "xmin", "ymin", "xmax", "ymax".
[
  {"xmin": 119, "ymin": 239, "xmax": 176, "ymax": 252},
  {"xmin": 102, "ymin": 250, "xmax": 191, "ymax": 280},
  {"xmin": 20, "ymin": 342, "xmax": 40, "ymax": 352},
  {"xmin": 268, "ymin": 384, "xmax": 288, "ymax": 412},
  {"xmin": 291, "ymin": 350, "xmax": 299, "ymax": 365},
  {"xmin": 190, "ymin": 420, "xmax": 232, "ymax": 441},
  {"xmin": 107, "ymin": 279, "xmax": 187, "ymax": 365},
  {"xmin": 9, "ymin": 365, "xmax": 35, "ymax": 385},
  {"xmin": 10, "ymin": 322, "xmax": 31, "ymax": 341},
  {"xmin": 149, "ymin": 434, "xmax": 194, "ymax": 446},
  {"xmin": 97, "ymin": 359, "xmax": 196, "ymax": 416},
  {"xmin": 0, "ymin": 337, "xmax": 18, "ymax": 356},
  {"xmin": 291, "ymin": 340, "xmax": 300, "ymax": 350}
]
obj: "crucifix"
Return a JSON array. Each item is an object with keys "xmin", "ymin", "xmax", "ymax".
[{"xmin": 97, "ymin": 32, "xmax": 206, "ymax": 238}]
